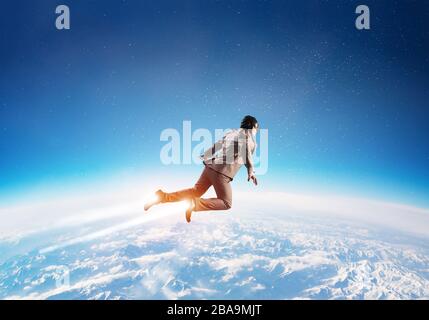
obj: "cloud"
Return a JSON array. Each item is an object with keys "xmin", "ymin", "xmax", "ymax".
[
  {"xmin": 266, "ymin": 251, "xmax": 337, "ymax": 276},
  {"xmin": 2, "ymin": 202, "xmax": 429, "ymax": 300},
  {"xmin": 235, "ymin": 191, "xmax": 429, "ymax": 238},
  {"xmin": 0, "ymin": 185, "xmax": 429, "ymax": 299},
  {"xmin": 6, "ymin": 269, "xmax": 140, "ymax": 300}
]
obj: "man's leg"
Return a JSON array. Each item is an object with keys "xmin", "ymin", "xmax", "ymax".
[
  {"xmin": 194, "ymin": 169, "xmax": 232, "ymax": 211},
  {"xmin": 162, "ymin": 167, "xmax": 212, "ymax": 203}
]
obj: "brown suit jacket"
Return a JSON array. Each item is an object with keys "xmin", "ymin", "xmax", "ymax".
[{"xmin": 202, "ymin": 129, "xmax": 256, "ymax": 180}]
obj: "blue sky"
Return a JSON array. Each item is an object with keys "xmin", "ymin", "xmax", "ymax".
[{"xmin": 0, "ymin": 0, "xmax": 428, "ymax": 207}]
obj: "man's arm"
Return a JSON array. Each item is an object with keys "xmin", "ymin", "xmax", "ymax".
[
  {"xmin": 245, "ymin": 135, "xmax": 257, "ymax": 186},
  {"xmin": 201, "ymin": 138, "xmax": 224, "ymax": 162}
]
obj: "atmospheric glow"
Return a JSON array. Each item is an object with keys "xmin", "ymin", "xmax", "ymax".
[{"xmin": 40, "ymin": 197, "xmax": 190, "ymax": 254}]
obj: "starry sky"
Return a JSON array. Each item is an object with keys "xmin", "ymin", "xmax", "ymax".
[{"xmin": 0, "ymin": 0, "xmax": 428, "ymax": 206}]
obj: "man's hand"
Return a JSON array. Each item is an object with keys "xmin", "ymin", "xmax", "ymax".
[{"xmin": 248, "ymin": 173, "xmax": 258, "ymax": 186}]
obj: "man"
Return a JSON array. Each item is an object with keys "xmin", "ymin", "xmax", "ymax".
[{"xmin": 144, "ymin": 115, "xmax": 259, "ymax": 223}]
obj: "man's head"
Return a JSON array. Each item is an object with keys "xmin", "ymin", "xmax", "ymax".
[{"xmin": 240, "ymin": 115, "xmax": 259, "ymax": 135}]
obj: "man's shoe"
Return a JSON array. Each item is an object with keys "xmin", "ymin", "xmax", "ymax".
[
  {"xmin": 144, "ymin": 189, "xmax": 164, "ymax": 211},
  {"xmin": 186, "ymin": 198, "xmax": 195, "ymax": 223}
]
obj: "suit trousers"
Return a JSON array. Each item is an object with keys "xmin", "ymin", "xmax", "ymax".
[{"xmin": 162, "ymin": 166, "xmax": 232, "ymax": 211}]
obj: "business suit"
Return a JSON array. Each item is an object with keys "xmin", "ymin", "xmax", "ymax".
[{"xmin": 161, "ymin": 129, "xmax": 256, "ymax": 211}]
